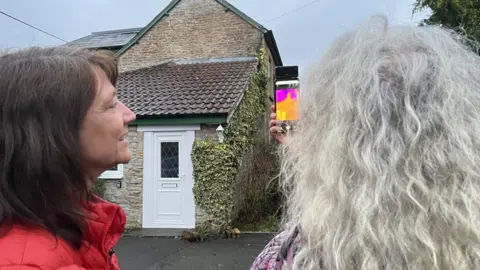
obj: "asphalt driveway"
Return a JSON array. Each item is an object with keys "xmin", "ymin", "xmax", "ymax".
[{"xmin": 115, "ymin": 233, "xmax": 274, "ymax": 270}]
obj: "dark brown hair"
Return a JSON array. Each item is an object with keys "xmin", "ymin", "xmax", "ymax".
[{"xmin": 0, "ymin": 46, "xmax": 118, "ymax": 249}]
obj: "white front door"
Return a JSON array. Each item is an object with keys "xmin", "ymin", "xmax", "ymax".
[{"xmin": 142, "ymin": 128, "xmax": 196, "ymax": 229}]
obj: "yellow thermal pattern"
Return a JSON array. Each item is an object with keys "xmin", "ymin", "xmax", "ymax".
[{"xmin": 277, "ymin": 92, "xmax": 298, "ymax": 121}]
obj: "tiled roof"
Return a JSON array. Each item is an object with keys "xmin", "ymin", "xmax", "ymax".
[
  {"xmin": 117, "ymin": 57, "xmax": 258, "ymax": 116},
  {"xmin": 66, "ymin": 28, "xmax": 142, "ymax": 49}
]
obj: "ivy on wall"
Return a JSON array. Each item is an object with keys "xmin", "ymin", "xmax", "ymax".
[
  {"xmin": 191, "ymin": 140, "xmax": 237, "ymax": 225},
  {"xmin": 224, "ymin": 49, "xmax": 268, "ymax": 158},
  {"xmin": 191, "ymin": 48, "xmax": 269, "ymax": 228}
]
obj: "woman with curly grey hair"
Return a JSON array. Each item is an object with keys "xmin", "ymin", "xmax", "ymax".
[{"xmin": 252, "ymin": 15, "xmax": 480, "ymax": 270}]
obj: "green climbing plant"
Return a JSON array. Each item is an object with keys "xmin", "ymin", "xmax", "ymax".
[
  {"xmin": 191, "ymin": 48, "xmax": 269, "ymax": 228},
  {"xmin": 191, "ymin": 139, "xmax": 237, "ymax": 225},
  {"xmin": 224, "ymin": 49, "xmax": 268, "ymax": 158}
]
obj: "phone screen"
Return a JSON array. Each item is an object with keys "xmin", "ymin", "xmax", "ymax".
[{"xmin": 275, "ymin": 80, "xmax": 299, "ymax": 121}]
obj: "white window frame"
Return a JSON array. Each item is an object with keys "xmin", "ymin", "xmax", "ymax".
[{"xmin": 99, "ymin": 164, "xmax": 124, "ymax": 179}]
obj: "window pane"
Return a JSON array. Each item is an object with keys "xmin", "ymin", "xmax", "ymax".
[{"xmin": 161, "ymin": 142, "xmax": 179, "ymax": 178}]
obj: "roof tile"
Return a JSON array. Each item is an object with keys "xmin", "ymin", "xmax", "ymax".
[{"xmin": 117, "ymin": 57, "xmax": 258, "ymax": 116}]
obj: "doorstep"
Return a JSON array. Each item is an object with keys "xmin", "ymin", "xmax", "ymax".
[{"xmin": 122, "ymin": 228, "xmax": 184, "ymax": 237}]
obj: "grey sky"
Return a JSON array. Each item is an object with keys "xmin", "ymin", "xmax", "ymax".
[{"xmin": 0, "ymin": 0, "xmax": 430, "ymax": 71}]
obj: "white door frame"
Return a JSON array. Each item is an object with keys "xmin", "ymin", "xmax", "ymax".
[{"xmin": 139, "ymin": 125, "xmax": 200, "ymax": 229}]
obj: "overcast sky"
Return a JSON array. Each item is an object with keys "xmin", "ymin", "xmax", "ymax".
[{"xmin": 0, "ymin": 0, "xmax": 430, "ymax": 71}]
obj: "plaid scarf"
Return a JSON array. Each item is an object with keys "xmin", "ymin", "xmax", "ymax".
[{"xmin": 250, "ymin": 227, "xmax": 300, "ymax": 270}]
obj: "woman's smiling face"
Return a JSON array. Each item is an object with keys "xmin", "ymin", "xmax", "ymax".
[{"xmin": 79, "ymin": 66, "xmax": 136, "ymax": 178}]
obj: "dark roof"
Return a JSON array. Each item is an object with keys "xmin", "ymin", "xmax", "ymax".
[
  {"xmin": 66, "ymin": 27, "xmax": 143, "ymax": 49},
  {"xmin": 115, "ymin": 0, "xmax": 283, "ymax": 66},
  {"xmin": 117, "ymin": 57, "xmax": 258, "ymax": 116}
]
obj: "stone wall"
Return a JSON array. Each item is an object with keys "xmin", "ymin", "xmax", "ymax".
[
  {"xmin": 103, "ymin": 126, "xmax": 144, "ymax": 229},
  {"xmin": 119, "ymin": 0, "xmax": 263, "ymax": 72},
  {"xmin": 195, "ymin": 124, "xmax": 218, "ymax": 140}
]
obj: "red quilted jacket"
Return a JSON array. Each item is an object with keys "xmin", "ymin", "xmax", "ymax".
[{"xmin": 0, "ymin": 197, "xmax": 126, "ymax": 270}]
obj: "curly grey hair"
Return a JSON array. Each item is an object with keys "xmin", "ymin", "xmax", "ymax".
[{"xmin": 280, "ymin": 15, "xmax": 480, "ymax": 270}]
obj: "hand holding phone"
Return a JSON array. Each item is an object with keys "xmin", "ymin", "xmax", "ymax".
[{"xmin": 269, "ymin": 105, "xmax": 286, "ymax": 144}]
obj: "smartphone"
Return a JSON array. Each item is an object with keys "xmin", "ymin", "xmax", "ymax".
[
  {"xmin": 275, "ymin": 80, "xmax": 299, "ymax": 121},
  {"xmin": 274, "ymin": 66, "xmax": 299, "ymax": 131}
]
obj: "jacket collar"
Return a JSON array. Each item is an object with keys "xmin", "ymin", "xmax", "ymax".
[{"xmin": 84, "ymin": 196, "xmax": 126, "ymax": 255}]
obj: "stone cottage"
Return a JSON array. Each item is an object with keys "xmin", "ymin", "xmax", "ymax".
[{"xmin": 67, "ymin": 0, "xmax": 283, "ymax": 231}]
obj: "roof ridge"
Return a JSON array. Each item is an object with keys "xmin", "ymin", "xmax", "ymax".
[
  {"xmin": 91, "ymin": 27, "xmax": 144, "ymax": 35},
  {"xmin": 173, "ymin": 56, "xmax": 257, "ymax": 65},
  {"xmin": 120, "ymin": 60, "xmax": 174, "ymax": 75},
  {"xmin": 121, "ymin": 57, "xmax": 256, "ymax": 74}
]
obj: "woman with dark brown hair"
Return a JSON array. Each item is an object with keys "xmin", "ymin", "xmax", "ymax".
[{"xmin": 0, "ymin": 47, "xmax": 136, "ymax": 269}]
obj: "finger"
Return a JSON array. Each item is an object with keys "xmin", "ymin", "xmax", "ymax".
[
  {"xmin": 269, "ymin": 120, "xmax": 282, "ymax": 128},
  {"xmin": 269, "ymin": 119, "xmax": 281, "ymax": 128},
  {"xmin": 269, "ymin": 126, "xmax": 283, "ymax": 134},
  {"xmin": 270, "ymin": 112, "xmax": 277, "ymax": 120},
  {"xmin": 271, "ymin": 105, "xmax": 275, "ymax": 113}
]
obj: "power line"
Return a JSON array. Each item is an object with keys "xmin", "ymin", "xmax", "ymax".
[
  {"xmin": 0, "ymin": 10, "xmax": 68, "ymax": 43},
  {"xmin": 264, "ymin": 0, "xmax": 323, "ymax": 24}
]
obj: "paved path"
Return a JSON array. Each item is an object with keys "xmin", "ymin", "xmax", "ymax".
[{"xmin": 115, "ymin": 233, "xmax": 274, "ymax": 270}]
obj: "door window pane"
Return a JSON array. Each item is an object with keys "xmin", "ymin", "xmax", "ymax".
[{"xmin": 161, "ymin": 142, "xmax": 179, "ymax": 178}]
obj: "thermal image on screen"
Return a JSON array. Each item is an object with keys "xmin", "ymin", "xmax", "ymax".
[{"xmin": 275, "ymin": 88, "xmax": 299, "ymax": 121}]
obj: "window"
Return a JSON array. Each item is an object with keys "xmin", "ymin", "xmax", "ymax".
[
  {"xmin": 99, "ymin": 164, "xmax": 124, "ymax": 179},
  {"xmin": 160, "ymin": 142, "xmax": 179, "ymax": 178}
]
